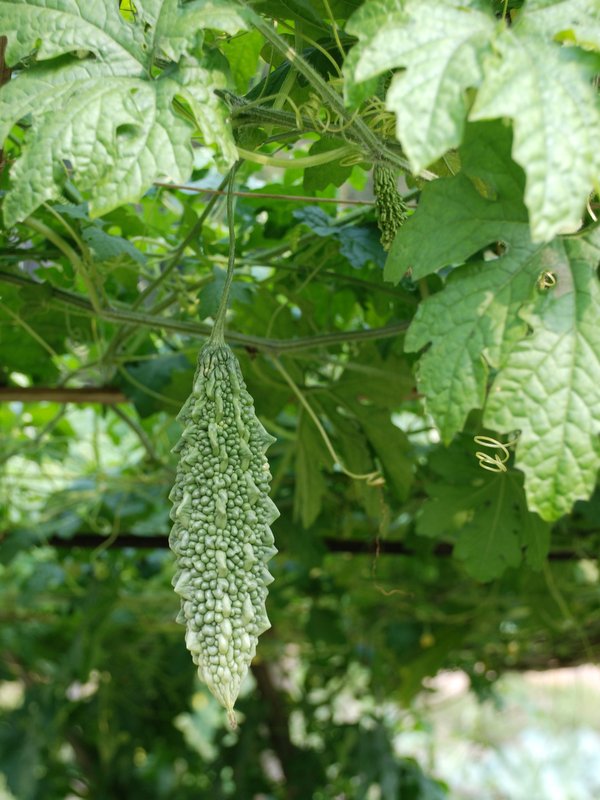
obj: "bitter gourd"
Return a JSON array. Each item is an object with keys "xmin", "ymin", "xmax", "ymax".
[
  {"xmin": 169, "ymin": 341, "xmax": 278, "ymax": 726},
  {"xmin": 374, "ymin": 164, "xmax": 408, "ymax": 251}
]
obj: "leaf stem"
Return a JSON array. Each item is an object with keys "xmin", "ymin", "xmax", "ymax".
[
  {"xmin": 272, "ymin": 356, "xmax": 382, "ymax": 484},
  {"xmin": 236, "ymin": 144, "xmax": 358, "ymax": 169},
  {"xmin": 100, "ymin": 169, "xmax": 236, "ymax": 369},
  {"xmin": 134, "ymin": 169, "xmax": 234, "ymax": 311},
  {"xmin": 154, "ymin": 181, "xmax": 376, "ymax": 206}
]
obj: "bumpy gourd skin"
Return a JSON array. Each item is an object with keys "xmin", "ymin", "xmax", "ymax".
[
  {"xmin": 374, "ymin": 164, "xmax": 408, "ymax": 251},
  {"xmin": 169, "ymin": 343, "xmax": 278, "ymax": 724}
]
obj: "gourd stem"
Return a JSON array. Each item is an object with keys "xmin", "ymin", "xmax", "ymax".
[{"xmin": 210, "ymin": 162, "xmax": 242, "ymax": 346}]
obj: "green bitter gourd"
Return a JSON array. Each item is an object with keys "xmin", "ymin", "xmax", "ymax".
[
  {"xmin": 374, "ymin": 164, "xmax": 408, "ymax": 251},
  {"xmin": 169, "ymin": 341, "xmax": 278, "ymax": 725}
]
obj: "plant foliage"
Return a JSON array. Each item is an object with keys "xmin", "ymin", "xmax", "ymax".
[{"xmin": 0, "ymin": 0, "xmax": 599, "ymax": 797}]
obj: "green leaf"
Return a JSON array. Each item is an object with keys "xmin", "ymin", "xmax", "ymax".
[
  {"xmin": 345, "ymin": 0, "xmax": 496, "ymax": 171},
  {"xmin": 419, "ymin": 440, "xmax": 550, "ymax": 580},
  {"xmin": 293, "ymin": 206, "xmax": 385, "ymax": 268},
  {"xmin": 451, "ymin": 473, "xmax": 527, "ymax": 581},
  {"xmin": 385, "ymin": 122, "xmax": 528, "ymax": 282},
  {"xmin": 355, "ymin": 406, "xmax": 413, "ymax": 500},
  {"xmin": 484, "ymin": 229, "xmax": 600, "ymax": 520},
  {"xmin": 331, "ymin": 347, "xmax": 414, "ymax": 498},
  {"xmin": 521, "ymin": 511, "xmax": 551, "ymax": 571},
  {"xmin": 522, "ymin": 0, "xmax": 600, "ymax": 51},
  {"xmin": 0, "ymin": 282, "xmax": 84, "ymax": 382},
  {"xmin": 294, "ymin": 408, "xmax": 329, "ymax": 528},
  {"xmin": 395, "ymin": 120, "xmax": 600, "ymax": 518},
  {"xmin": 0, "ymin": 0, "xmax": 244, "ymax": 225},
  {"xmin": 82, "ymin": 226, "xmax": 146, "ymax": 265},
  {"xmin": 303, "ymin": 138, "xmax": 354, "ymax": 193},
  {"xmin": 219, "ymin": 29, "xmax": 264, "ymax": 94},
  {"xmin": 119, "ymin": 352, "xmax": 192, "ymax": 417},
  {"xmin": 470, "ymin": 25, "xmax": 600, "ymax": 241},
  {"xmin": 404, "ymin": 239, "xmax": 547, "ymax": 441},
  {"xmin": 334, "ymin": 344, "xmax": 414, "ymax": 410},
  {"xmin": 197, "ymin": 267, "xmax": 253, "ymax": 319},
  {"xmin": 345, "ymin": 0, "xmax": 600, "ymax": 243},
  {"xmin": 151, "ymin": 0, "xmax": 248, "ymax": 61},
  {"xmin": 402, "ymin": 125, "xmax": 540, "ymax": 441}
]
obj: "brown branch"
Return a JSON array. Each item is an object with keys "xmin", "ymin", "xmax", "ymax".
[
  {"xmin": 2, "ymin": 532, "xmax": 588, "ymax": 561},
  {"xmin": 0, "ymin": 386, "xmax": 127, "ymax": 404}
]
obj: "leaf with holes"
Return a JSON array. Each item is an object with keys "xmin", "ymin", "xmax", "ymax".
[
  {"xmin": 471, "ymin": 24, "xmax": 600, "ymax": 241},
  {"xmin": 403, "ymin": 123, "xmax": 542, "ymax": 441},
  {"xmin": 485, "ymin": 229, "xmax": 600, "ymax": 520},
  {"xmin": 0, "ymin": 0, "xmax": 246, "ymax": 225}
]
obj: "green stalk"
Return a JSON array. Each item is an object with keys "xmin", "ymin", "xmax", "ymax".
[
  {"xmin": 133, "ymin": 169, "xmax": 234, "ymax": 311},
  {"xmin": 23, "ymin": 216, "xmax": 102, "ymax": 313},
  {"xmin": 236, "ymin": 144, "xmax": 358, "ymax": 169},
  {"xmin": 210, "ymin": 163, "xmax": 241, "ymax": 346},
  {"xmin": 244, "ymin": 10, "xmax": 412, "ymax": 172},
  {"xmin": 0, "ymin": 270, "xmax": 409, "ymax": 354}
]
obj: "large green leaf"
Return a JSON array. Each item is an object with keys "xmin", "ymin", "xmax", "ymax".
[
  {"xmin": 355, "ymin": 406, "xmax": 413, "ymax": 500},
  {"xmin": 471, "ymin": 25, "xmax": 600, "ymax": 241},
  {"xmin": 402, "ymin": 124, "xmax": 600, "ymax": 519},
  {"xmin": 345, "ymin": 0, "xmax": 600, "ymax": 243},
  {"xmin": 404, "ymin": 240, "xmax": 542, "ymax": 441},
  {"xmin": 345, "ymin": 0, "xmax": 495, "ymax": 171},
  {"xmin": 385, "ymin": 122, "xmax": 528, "ymax": 282},
  {"xmin": 522, "ymin": 0, "xmax": 600, "ymax": 50},
  {"xmin": 0, "ymin": 0, "xmax": 245, "ymax": 225},
  {"xmin": 402, "ymin": 124, "xmax": 538, "ymax": 440},
  {"xmin": 485, "ymin": 229, "xmax": 600, "ymax": 520},
  {"xmin": 418, "ymin": 439, "xmax": 550, "ymax": 580}
]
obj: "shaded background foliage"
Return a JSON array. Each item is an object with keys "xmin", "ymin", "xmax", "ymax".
[{"xmin": 1, "ymin": 0, "xmax": 599, "ymax": 797}]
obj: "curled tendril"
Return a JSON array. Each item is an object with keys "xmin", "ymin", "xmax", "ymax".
[
  {"xmin": 339, "ymin": 151, "xmax": 365, "ymax": 167},
  {"xmin": 284, "ymin": 94, "xmax": 304, "ymax": 130},
  {"xmin": 296, "ymin": 92, "xmax": 359, "ymax": 137},
  {"xmin": 537, "ymin": 271, "xmax": 557, "ymax": 290},
  {"xmin": 360, "ymin": 98, "xmax": 397, "ymax": 138},
  {"xmin": 474, "ymin": 433, "xmax": 520, "ymax": 473}
]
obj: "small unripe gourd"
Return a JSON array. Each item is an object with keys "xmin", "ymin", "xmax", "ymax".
[
  {"xmin": 169, "ymin": 342, "xmax": 278, "ymax": 725},
  {"xmin": 374, "ymin": 164, "xmax": 408, "ymax": 251}
]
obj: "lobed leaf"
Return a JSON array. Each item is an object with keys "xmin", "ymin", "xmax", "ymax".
[
  {"xmin": 485, "ymin": 229, "xmax": 600, "ymax": 520},
  {"xmin": 522, "ymin": 0, "xmax": 600, "ymax": 50},
  {"xmin": 0, "ymin": 0, "xmax": 245, "ymax": 225},
  {"xmin": 418, "ymin": 439, "xmax": 550, "ymax": 580},
  {"xmin": 471, "ymin": 27, "xmax": 600, "ymax": 241},
  {"xmin": 402, "ymin": 123, "xmax": 538, "ymax": 440},
  {"xmin": 345, "ymin": 0, "xmax": 600, "ymax": 243},
  {"xmin": 345, "ymin": 0, "xmax": 495, "ymax": 171}
]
